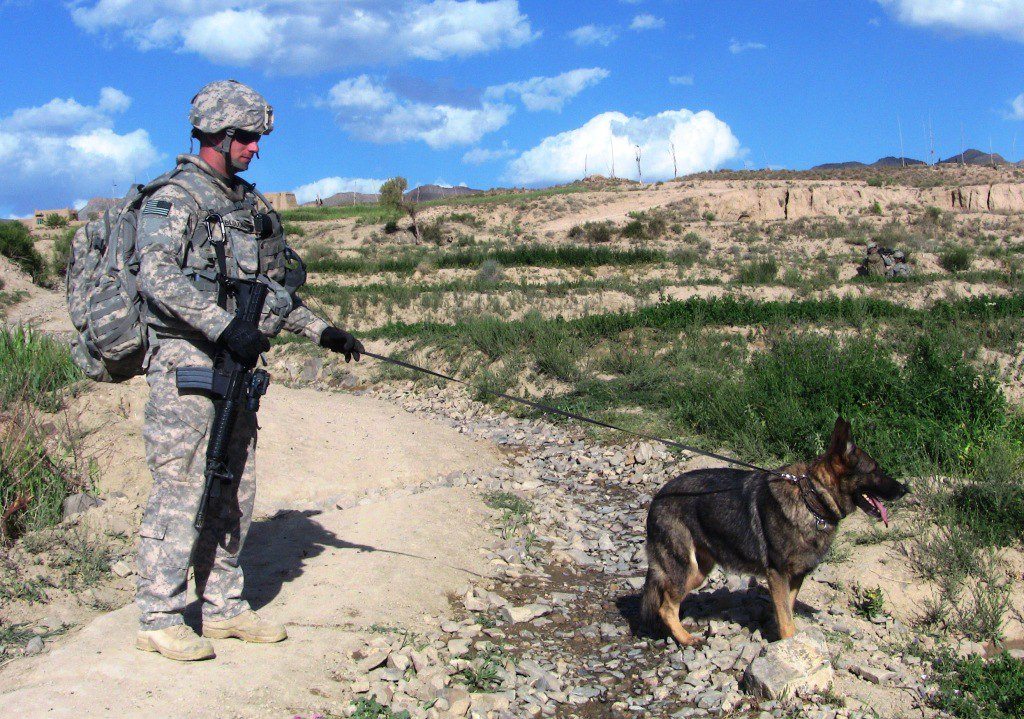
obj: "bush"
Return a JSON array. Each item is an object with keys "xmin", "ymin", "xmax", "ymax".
[
  {"xmin": 420, "ymin": 220, "xmax": 445, "ymax": 245},
  {"xmin": 734, "ymin": 258, "xmax": 779, "ymax": 284},
  {"xmin": 869, "ymin": 201, "xmax": 883, "ymax": 216},
  {"xmin": 620, "ymin": 219, "xmax": 646, "ymax": 239},
  {"xmin": 43, "ymin": 213, "xmax": 68, "ymax": 229},
  {"xmin": 940, "ymin": 246, "xmax": 974, "ymax": 273},
  {"xmin": 0, "ymin": 221, "xmax": 48, "ymax": 284},
  {"xmin": 670, "ymin": 248, "xmax": 699, "ymax": 268},
  {"xmin": 302, "ymin": 243, "xmax": 338, "ymax": 265},
  {"xmin": 384, "ymin": 219, "xmax": 399, "ymax": 234},
  {"xmin": 51, "ymin": 228, "xmax": 74, "ymax": 277},
  {"xmin": 702, "ymin": 211, "xmax": 716, "ymax": 222},
  {"xmin": 282, "ymin": 222, "xmax": 306, "ymax": 238},
  {"xmin": 0, "ymin": 326, "xmax": 82, "ymax": 411},
  {"xmin": 568, "ymin": 221, "xmax": 615, "ymax": 243},
  {"xmin": 931, "ymin": 652, "xmax": 1024, "ymax": 719},
  {"xmin": 476, "ymin": 259, "xmax": 505, "ymax": 284}
]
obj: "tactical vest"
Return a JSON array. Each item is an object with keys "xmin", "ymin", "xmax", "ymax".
[{"xmin": 146, "ymin": 160, "xmax": 304, "ymax": 338}]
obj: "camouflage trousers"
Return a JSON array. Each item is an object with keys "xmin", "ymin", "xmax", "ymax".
[{"xmin": 135, "ymin": 336, "xmax": 257, "ymax": 631}]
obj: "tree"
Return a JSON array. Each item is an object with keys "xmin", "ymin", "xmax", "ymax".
[{"xmin": 378, "ymin": 176, "xmax": 422, "ymax": 243}]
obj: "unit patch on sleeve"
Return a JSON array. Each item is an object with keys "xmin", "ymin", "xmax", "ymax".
[{"xmin": 142, "ymin": 199, "xmax": 172, "ymax": 217}]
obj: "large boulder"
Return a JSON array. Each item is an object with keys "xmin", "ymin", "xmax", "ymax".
[{"xmin": 742, "ymin": 630, "xmax": 834, "ymax": 699}]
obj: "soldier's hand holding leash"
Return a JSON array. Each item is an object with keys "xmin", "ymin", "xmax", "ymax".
[{"xmin": 320, "ymin": 327, "xmax": 364, "ymax": 362}]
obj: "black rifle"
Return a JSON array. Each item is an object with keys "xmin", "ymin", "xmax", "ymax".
[{"xmin": 175, "ymin": 279, "xmax": 271, "ymax": 529}]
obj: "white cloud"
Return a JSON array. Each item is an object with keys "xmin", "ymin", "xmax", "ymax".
[
  {"xmin": 1009, "ymin": 93, "xmax": 1024, "ymax": 119},
  {"xmin": 70, "ymin": 0, "xmax": 538, "ymax": 74},
  {"xmin": 505, "ymin": 108, "xmax": 741, "ymax": 185},
  {"xmin": 462, "ymin": 143, "xmax": 517, "ymax": 164},
  {"xmin": 630, "ymin": 13, "xmax": 664, "ymax": 30},
  {"xmin": 669, "ymin": 75, "xmax": 695, "ymax": 86},
  {"xmin": 568, "ymin": 24, "xmax": 618, "ymax": 46},
  {"xmin": 484, "ymin": 68, "xmax": 609, "ymax": 112},
  {"xmin": 325, "ymin": 75, "xmax": 512, "ymax": 148},
  {"xmin": 877, "ymin": 0, "xmax": 1024, "ymax": 40},
  {"xmin": 292, "ymin": 176, "xmax": 389, "ymax": 203},
  {"xmin": 729, "ymin": 38, "xmax": 767, "ymax": 53},
  {"xmin": 0, "ymin": 89, "xmax": 160, "ymax": 215}
]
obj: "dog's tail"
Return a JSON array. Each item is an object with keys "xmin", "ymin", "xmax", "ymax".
[{"xmin": 639, "ymin": 568, "xmax": 662, "ymax": 631}]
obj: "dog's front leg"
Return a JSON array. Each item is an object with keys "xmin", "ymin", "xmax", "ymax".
[{"xmin": 767, "ymin": 569, "xmax": 796, "ymax": 640}]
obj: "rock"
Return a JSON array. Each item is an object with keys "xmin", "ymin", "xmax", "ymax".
[
  {"xmin": 356, "ymin": 650, "xmax": 390, "ymax": 674},
  {"xmin": 110, "ymin": 559, "xmax": 134, "ymax": 578},
  {"xmin": 446, "ymin": 687, "xmax": 472, "ymax": 716},
  {"xmin": 350, "ymin": 680, "xmax": 371, "ymax": 694},
  {"xmin": 447, "ymin": 638, "xmax": 471, "ymax": 657},
  {"xmin": 851, "ymin": 665, "xmax": 894, "ymax": 684},
  {"xmin": 62, "ymin": 493, "xmax": 102, "ymax": 520},
  {"xmin": 500, "ymin": 604, "xmax": 550, "ymax": 624},
  {"xmin": 387, "ymin": 652, "xmax": 412, "ymax": 672},
  {"xmin": 743, "ymin": 632, "xmax": 834, "ymax": 699},
  {"xmin": 23, "ymin": 636, "xmax": 44, "ymax": 656}
]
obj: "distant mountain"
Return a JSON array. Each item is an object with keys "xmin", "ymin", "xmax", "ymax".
[
  {"xmin": 810, "ymin": 156, "xmax": 925, "ymax": 171},
  {"xmin": 811, "ymin": 161, "xmax": 866, "ymax": 171},
  {"xmin": 938, "ymin": 148, "xmax": 1008, "ymax": 166},
  {"xmin": 871, "ymin": 156, "xmax": 925, "ymax": 167},
  {"xmin": 404, "ymin": 184, "xmax": 482, "ymax": 202},
  {"xmin": 77, "ymin": 197, "xmax": 120, "ymax": 221}
]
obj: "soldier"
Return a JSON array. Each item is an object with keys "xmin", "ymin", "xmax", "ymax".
[
  {"xmin": 887, "ymin": 250, "xmax": 912, "ymax": 278},
  {"xmin": 858, "ymin": 242, "xmax": 886, "ymax": 277},
  {"xmin": 133, "ymin": 80, "xmax": 364, "ymax": 661}
]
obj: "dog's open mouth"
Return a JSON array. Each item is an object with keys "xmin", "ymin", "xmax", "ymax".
[{"xmin": 856, "ymin": 492, "xmax": 890, "ymax": 526}]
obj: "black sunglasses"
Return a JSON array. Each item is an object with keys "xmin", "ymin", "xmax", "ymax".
[{"xmin": 232, "ymin": 130, "xmax": 262, "ymax": 145}]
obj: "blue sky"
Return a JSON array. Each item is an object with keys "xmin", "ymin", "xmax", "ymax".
[{"xmin": 3, "ymin": 0, "xmax": 1024, "ymax": 215}]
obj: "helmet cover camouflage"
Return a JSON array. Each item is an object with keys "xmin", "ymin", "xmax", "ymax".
[
  {"xmin": 894, "ymin": 250, "xmax": 905, "ymax": 260},
  {"xmin": 189, "ymin": 80, "xmax": 274, "ymax": 135}
]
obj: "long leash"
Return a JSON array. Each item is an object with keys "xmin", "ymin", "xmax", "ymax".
[{"xmin": 362, "ymin": 350, "xmax": 781, "ymax": 477}]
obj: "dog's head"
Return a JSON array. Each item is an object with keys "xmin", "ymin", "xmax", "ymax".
[{"xmin": 817, "ymin": 417, "xmax": 908, "ymax": 526}]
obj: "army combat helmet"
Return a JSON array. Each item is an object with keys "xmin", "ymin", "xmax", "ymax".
[{"xmin": 189, "ymin": 79, "xmax": 273, "ymax": 170}]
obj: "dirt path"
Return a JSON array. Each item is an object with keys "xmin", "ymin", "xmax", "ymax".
[{"xmin": 0, "ymin": 382, "xmax": 502, "ymax": 718}]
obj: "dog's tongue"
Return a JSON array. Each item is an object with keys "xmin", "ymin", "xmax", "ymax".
[{"xmin": 867, "ymin": 495, "xmax": 889, "ymax": 526}]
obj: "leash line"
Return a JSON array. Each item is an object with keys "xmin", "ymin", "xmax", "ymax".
[{"xmin": 361, "ymin": 349, "xmax": 785, "ymax": 478}]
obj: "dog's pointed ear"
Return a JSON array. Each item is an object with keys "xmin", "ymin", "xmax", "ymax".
[{"xmin": 827, "ymin": 416, "xmax": 855, "ymax": 463}]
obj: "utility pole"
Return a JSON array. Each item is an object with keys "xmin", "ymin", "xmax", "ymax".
[
  {"xmin": 928, "ymin": 115, "xmax": 935, "ymax": 165},
  {"xmin": 610, "ymin": 136, "xmax": 616, "ymax": 178},
  {"xmin": 635, "ymin": 145, "xmax": 643, "ymax": 183},
  {"xmin": 584, "ymin": 152, "xmax": 588, "ymax": 177},
  {"xmin": 669, "ymin": 140, "xmax": 678, "ymax": 178},
  {"xmin": 960, "ymin": 123, "xmax": 965, "ymax": 166}
]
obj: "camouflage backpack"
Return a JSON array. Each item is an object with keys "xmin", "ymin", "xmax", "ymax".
[{"xmin": 66, "ymin": 170, "xmax": 199, "ymax": 382}]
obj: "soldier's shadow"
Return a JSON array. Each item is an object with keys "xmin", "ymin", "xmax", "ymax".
[{"xmin": 237, "ymin": 509, "xmax": 398, "ymax": 610}]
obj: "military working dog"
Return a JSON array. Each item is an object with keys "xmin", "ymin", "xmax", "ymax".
[{"xmin": 641, "ymin": 417, "xmax": 908, "ymax": 645}]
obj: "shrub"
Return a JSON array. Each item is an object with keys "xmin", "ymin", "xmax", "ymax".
[
  {"xmin": 735, "ymin": 258, "xmax": 779, "ymax": 284},
  {"xmin": 420, "ymin": 220, "xmax": 445, "ymax": 245},
  {"xmin": 869, "ymin": 201, "xmax": 883, "ymax": 216},
  {"xmin": 43, "ymin": 213, "xmax": 68, "ymax": 229},
  {"xmin": 867, "ymin": 177, "xmax": 884, "ymax": 187},
  {"xmin": 702, "ymin": 211, "xmax": 716, "ymax": 222},
  {"xmin": 383, "ymin": 219, "xmax": 400, "ymax": 234},
  {"xmin": 0, "ymin": 326, "xmax": 81, "ymax": 411},
  {"xmin": 302, "ymin": 243, "xmax": 338, "ymax": 265},
  {"xmin": 476, "ymin": 259, "xmax": 505, "ymax": 284},
  {"xmin": 0, "ymin": 221, "xmax": 48, "ymax": 284},
  {"xmin": 931, "ymin": 652, "xmax": 1024, "ymax": 719},
  {"xmin": 282, "ymin": 222, "xmax": 306, "ymax": 237},
  {"xmin": 568, "ymin": 221, "xmax": 615, "ymax": 243},
  {"xmin": 670, "ymin": 248, "xmax": 699, "ymax": 268},
  {"xmin": 620, "ymin": 219, "xmax": 646, "ymax": 239},
  {"xmin": 940, "ymin": 246, "xmax": 974, "ymax": 273},
  {"xmin": 51, "ymin": 228, "xmax": 74, "ymax": 277}
]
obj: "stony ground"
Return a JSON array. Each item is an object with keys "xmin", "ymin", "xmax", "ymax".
[{"xmin": 306, "ymin": 381, "xmax": 967, "ymax": 719}]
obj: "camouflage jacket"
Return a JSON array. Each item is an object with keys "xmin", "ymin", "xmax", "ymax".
[{"xmin": 135, "ymin": 155, "xmax": 328, "ymax": 343}]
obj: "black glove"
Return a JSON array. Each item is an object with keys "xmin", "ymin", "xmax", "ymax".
[
  {"xmin": 217, "ymin": 317, "xmax": 270, "ymax": 366},
  {"xmin": 320, "ymin": 327, "xmax": 364, "ymax": 363}
]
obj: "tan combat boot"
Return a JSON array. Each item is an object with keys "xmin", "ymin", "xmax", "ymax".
[
  {"xmin": 202, "ymin": 610, "xmax": 287, "ymax": 643},
  {"xmin": 136, "ymin": 624, "xmax": 215, "ymax": 661}
]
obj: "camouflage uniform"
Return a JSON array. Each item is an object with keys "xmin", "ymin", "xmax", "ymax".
[{"xmin": 135, "ymin": 130, "xmax": 327, "ymax": 626}]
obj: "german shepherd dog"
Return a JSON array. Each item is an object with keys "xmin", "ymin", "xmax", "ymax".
[{"xmin": 641, "ymin": 417, "xmax": 908, "ymax": 644}]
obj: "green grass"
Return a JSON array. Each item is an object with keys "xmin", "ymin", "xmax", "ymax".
[
  {"xmin": 940, "ymin": 246, "xmax": 975, "ymax": 273},
  {"xmin": 931, "ymin": 652, "xmax": 1024, "ymax": 719},
  {"xmin": 734, "ymin": 258, "xmax": 779, "ymax": 284},
  {"xmin": 307, "ymin": 244, "xmax": 666, "ymax": 274},
  {"xmin": 851, "ymin": 584, "xmax": 886, "ymax": 620},
  {"xmin": 280, "ymin": 204, "xmax": 401, "ymax": 223},
  {"xmin": 0, "ymin": 221, "xmax": 47, "ymax": 284},
  {"xmin": 0, "ymin": 326, "xmax": 81, "ymax": 411},
  {"xmin": 350, "ymin": 698, "xmax": 411, "ymax": 719}
]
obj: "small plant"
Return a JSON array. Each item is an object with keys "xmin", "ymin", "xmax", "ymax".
[
  {"xmin": 568, "ymin": 221, "xmax": 615, "ymax": 243},
  {"xmin": 851, "ymin": 583, "xmax": 885, "ymax": 620},
  {"xmin": 0, "ymin": 221, "xmax": 48, "ymax": 285},
  {"xmin": 51, "ymin": 228, "xmax": 74, "ymax": 276},
  {"xmin": 282, "ymin": 222, "xmax": 306, "ymax": 237},
  {"xmin": 867, "ymin": 177, "xmax": 884, "ymax": 187},
  {"xmin": 670, "ymin": 248, "xmax": 699, "ymax": 268},
  {"xmin": 44, "ymin": 213, "xmax": 69, "ymax": 229},
  {"xmin": 458, "ymin": 648, "xmax": 506, "ymax": 692},
  {"xmin": 350, "ymin": 697, "xmax": 411, "ymax": 719},
  {"xmin": 383, "ymin": 219, "xmax": 399, "ymax": 234},
  {"xmin": 869, "ymin": 201, "xmax": 883, "ymax": 216},
  {"xmin": 940, "ymin": 246, "xmax": 973, "ymax": 273},
  {"xmin": 476, "ymin": 259, "xmax": 505, "ymax": 284},
  {"xmin": 702, "ymin": 210, "xmax": 716, "ymax": 222}
]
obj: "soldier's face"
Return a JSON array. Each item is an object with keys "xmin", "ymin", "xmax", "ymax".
[{"xmin": 230, "ymin": 131, "xmax": 261, "ymax": 170}]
